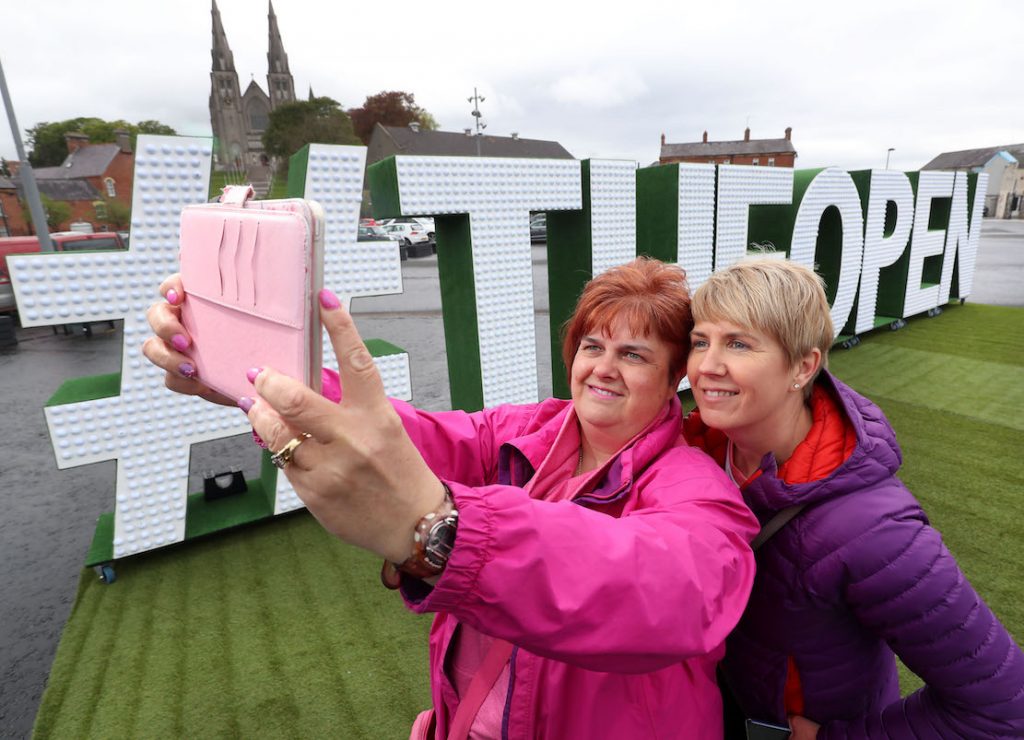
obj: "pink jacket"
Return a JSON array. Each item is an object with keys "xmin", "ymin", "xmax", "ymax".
[{"xmin": 390, "ymin": 395, "xmax": 758, "ymax": 739}]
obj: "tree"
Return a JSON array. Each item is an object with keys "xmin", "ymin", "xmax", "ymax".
[
  {"xmin": 40, "ymin": 195, "xmax": 71, "ymax": 230},
  {"xmin": 262, "ymin": 97, "xmax": 360, "ymax": 167},
  {"xmin": 348, "ymin": 91, "xmax": 438, "ymax": 145},
  {"xmin": 95, "ymin": 198, "xmax": 131, "ymax": 230},
  {"xmin": 26, "ymin": 118, "xmax": 178, "ymax": 167}
]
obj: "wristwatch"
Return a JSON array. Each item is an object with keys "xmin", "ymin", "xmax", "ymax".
[{"xmin": 381, "ymin": 484, "xmax": 458, "ymax": 590}]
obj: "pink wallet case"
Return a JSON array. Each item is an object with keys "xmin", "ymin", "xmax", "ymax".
[{"xmin": 178, "ymin": 185, "xmax": 325, "ymax": 403}]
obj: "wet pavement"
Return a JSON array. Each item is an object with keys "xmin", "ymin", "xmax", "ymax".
[{"xmin": 1, "ymin": 223, "xmax": 1020, "ymax": 738}]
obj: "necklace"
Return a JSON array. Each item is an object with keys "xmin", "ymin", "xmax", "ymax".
[{"xmin": 574, "ymin": 446, "xmax": 585, "ymax": 476}]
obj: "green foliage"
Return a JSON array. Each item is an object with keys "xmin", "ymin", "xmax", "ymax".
[
  {"xmin": 348, "ymin": 91, "xmax": 438, "ymax": 145},
  {"xmin": 26, "ymin": 118, "xmax": 178, "ymax": 167},
  {"xmin": 96, "ymin": 198, "xmax": 130, "ymax": 230},
  {"xmin": 40, "ymin": 194, "xmax": 71, "ymax": 229},
  {"xmin": 262, "ymin": 97, "xmax": 359, "ymax": 166}
]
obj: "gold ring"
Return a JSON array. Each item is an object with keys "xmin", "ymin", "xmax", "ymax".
[{"xmin": 270, "ymin": 433, "xmax": 312, "ymax": 469}]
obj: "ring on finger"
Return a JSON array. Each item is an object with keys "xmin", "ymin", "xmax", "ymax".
[{"xmin": 270, "ymin": 433, "xmax": 312, "ymax": 469}]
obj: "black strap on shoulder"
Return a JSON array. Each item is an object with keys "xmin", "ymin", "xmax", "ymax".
[{"xmin": 750, "ymin": 504, "xmax": 806, "ymax": 551}]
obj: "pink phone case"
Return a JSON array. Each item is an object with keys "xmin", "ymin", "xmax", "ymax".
[{"xmin": 178, "ymin": 185, "xmax": 324, "ymax": 403}]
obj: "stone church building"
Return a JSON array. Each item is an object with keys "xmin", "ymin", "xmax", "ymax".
[{"xmin": 209, "ymin": 1, "xmax": 295, "ymax": 174}]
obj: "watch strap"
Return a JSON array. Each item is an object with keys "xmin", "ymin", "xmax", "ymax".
[{"xmin": 381, "ymin": 485, "xmax": 457, "ymax": 590}]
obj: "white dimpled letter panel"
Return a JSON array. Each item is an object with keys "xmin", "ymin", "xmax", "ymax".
[
  {"xmin": 715, "ymin": 165, "xmax": 793, "ymax": 270},
  {"xmin": 588, "ymin": 160, "xmax": 637, "ymax": 277},
  {"xmin": 789, "ymin": 168, "xmax": 864, "ymax": 339},
  {"xmin": 856, "ymin": 170, "xmax": 915, "ymax": 334},
  {"xmin": 9, "ymin": 136, "xmax": 239, "ymax": 558},
  {"xmin": 393, "ymin": 156, "xmax": 581, "ymax": 407},
  {"xmin": 904, "ymin": 171, "xmax": 954, "ymax": 317},
  {"xmin": 275, "ymin": 144, "xmax": 412, "ymax": 515}
]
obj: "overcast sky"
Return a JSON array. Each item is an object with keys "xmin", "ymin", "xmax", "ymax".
[{"xmin": 2, "ymin": 0, "xmax": 1020, "ymax": 171}]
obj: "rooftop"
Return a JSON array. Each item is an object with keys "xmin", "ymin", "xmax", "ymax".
[
  {"xmin": 34, "ymin": 143, "xmax": 121, "ymax": 180},
  {"xmin": 373, "ymin": 124, "xmax": 574, "ymax": 160}
]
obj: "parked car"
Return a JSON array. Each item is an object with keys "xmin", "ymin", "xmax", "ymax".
[
  {"xmin": 379, "ymin": 217, "xmax": 435, "ymax": 241},
  {"xmin": 530, "ymin": 213, "xmax": 547, "ymax": 243},
  {"xmin": 358, "ymin": 225, "xmax": 391, "ymax": 242},
  {"xmin": 382, "ymin": 222, "xmax": 431, "ymax": 246},
  {"xmin": 0, "ymin": 231, "xmax": 126, "ymax": 314}
]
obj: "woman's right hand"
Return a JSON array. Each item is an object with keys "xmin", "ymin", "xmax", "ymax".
[{"xmin": 142, "ymin": 273, "xmax": 235, "ymax": 407}]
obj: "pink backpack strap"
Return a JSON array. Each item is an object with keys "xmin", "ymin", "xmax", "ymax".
[{"xmin": 447, "ymin": 639, "xmax": 514, "ymax": 740}]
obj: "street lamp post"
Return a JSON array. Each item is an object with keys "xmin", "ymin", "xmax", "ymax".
[
  {"xmin": 468, "ymin": 87, "xmax": 486, "ymax": 157},
  {"xmin": 0, "ymin": 57, "xmax": 53, "ymax": 250},
  {"xmin": 886, "ymin": 147, "xmax": 895, "ymax": 170}
]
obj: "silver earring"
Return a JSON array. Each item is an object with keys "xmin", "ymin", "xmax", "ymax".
[{"xmin": 793, "ymin": 382, "xmax": 801, "ymax": 390}]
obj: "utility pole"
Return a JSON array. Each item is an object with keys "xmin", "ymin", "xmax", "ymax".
[
  {"xmin": 0, "ymin": 57, "xmax": 52, "ymax": 250},
  {"xmin": 468, "ymin": 87, "xmax": 486, "ymax": 157}
]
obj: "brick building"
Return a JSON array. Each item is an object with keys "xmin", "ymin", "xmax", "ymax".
[
  {"xmin": 659, "ymin": 127, "xmax": 797, "ymax": 167},
  {"xmin": 8, "ymin": 131, "xmax": 135, "ymax": 234},
  {"xmin": 0, "ymin": 177, "xmax": 29, "ymax": 237}
]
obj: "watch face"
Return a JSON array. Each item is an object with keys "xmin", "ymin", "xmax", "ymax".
[{"xmin": 424, "ymin": 514, "xmax": 458, "ymax": 569}]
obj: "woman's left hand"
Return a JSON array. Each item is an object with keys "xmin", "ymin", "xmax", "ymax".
[
  {"xmin": 789, "ymin": 715, "xmax": 820, "ymax": 739},
  {"xmin": 245, "ymin": 289, "xmax": 445, "ymax": 564}
]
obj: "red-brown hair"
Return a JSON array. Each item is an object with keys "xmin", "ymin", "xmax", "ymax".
[{"xmin": 561, "ymin": 257, "xmax": 692, "ymax": 385}]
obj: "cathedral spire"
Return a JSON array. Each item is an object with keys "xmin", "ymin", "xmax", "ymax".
[
  {"xmin": 211, "ymin": 0, "xmax": 235, "ymax": 72},
  {"xmin": 266, "ymin": 1, "xmax": 295, "ymax": 106},
  {"xmin": 267, "ymin": 1, "xmax": 290, "ymax": 75}
]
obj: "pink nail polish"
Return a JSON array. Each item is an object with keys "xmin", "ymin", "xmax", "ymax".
[
  {"xmin": 171, "ymin": 334, "xmax": 189, "ymax": 352},
  {"xmin": 166, "ymin": 289, "xmax": 180, "ymax": 306},
  {"xmin": 319, "ymin": 288, "xmax": 341, "ymax": 310},
  {"xmin": 246, "ymin": 367, "xmax": 262, "ymax": 384},
  {"xmin": 238, "ymin": 397, "xmax": 254, "ymax": 413}
]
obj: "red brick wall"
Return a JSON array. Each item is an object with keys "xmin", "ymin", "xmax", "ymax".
[
  {"xmin": 661, "ymin": 152, "xmax": 796, "ymax": 167},
  {"xmin": 96, "ymin": 150, "xmax": 135, "ymax": 207},
  {"xmin": 0, "ymin": 190, "xmax": 29, "ymax": 236}
]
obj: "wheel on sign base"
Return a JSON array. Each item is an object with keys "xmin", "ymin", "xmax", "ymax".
[{"xmin": 98, "ymin": 564, "xmax": 117, "ymax": 584}]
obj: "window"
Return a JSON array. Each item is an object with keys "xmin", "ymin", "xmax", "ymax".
[
  {"xmin": 752, "ymin": 158, "xmax": 760, "ymax": 166},
  {"xmin": 104, "ymin": 178, "xmax": 116, "ymax": 197},
  {"xmin": 768, "ymin": 157, "xmax": 776, "ymax": 167},
  {"xmin": 93, "ymin": 200, "xmax": 108, "ymax": 220},
  {"xmin": 61, "ymin": 237, "xmax": 120, "ymax": 252}
]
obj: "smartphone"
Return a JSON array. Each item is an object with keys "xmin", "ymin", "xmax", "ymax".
[
  {"xmin": 179, "ymin": 192, "xmax": 325, "ymax": 402},
  {"xmin": 745, "ymin": 718, "xmax": 792, "ymax": 740}
]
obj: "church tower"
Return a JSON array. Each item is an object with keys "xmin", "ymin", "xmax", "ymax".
[
  {"xmin": 267, "ymin": 2, "xmax": 296, "ymax": 106},
  {"xmin": 209, "ymin": 1, "xmax": 297, "ymax": 174},
  {"xmin": 209, "ymin": 0, "xmax": 246, "ymax": 168}
]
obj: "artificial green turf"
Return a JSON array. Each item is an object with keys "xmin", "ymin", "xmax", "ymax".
[
  {"xmin": 34, "ymin": 514, "xmax": 432, "ymax": 739},
  {"xmin": 829, "ymin": 303, "xmax": 1024, "ymax": 693},
  {"xmin": 34, "ymin": 303, "xmax": 1024, "ymax": 736}
]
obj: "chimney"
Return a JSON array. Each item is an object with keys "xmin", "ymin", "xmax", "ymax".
[
  {"xmin": 702, "ymin": 131, "xmax": 708, "ymax": 143},
  {"xmin": 511, "ymin": 132, "xmax": 519, "ymax": 140},
  {"xmin": 744, "ymin": 127, "xmax": 750, "ymax": 142},
  {"xmin": 785, "ymin": 126, "xmax": 792, "ymax": 141},
  {"xmin": 660, "ymin": 133, "xmax": 666, "ymax": 146},
  {"xmin": 114, "ymin": 129, "xmax": 132, "ymax": 154},
  {"xmin": 464, "ymin": 128, "xmax": 472, "ymax": 136},
  {"xmin": 65, "ymin": 132, "xmax": 89, "ymax": 154},
  {"xmin": 408, "ymin": 121, "xmax": 420, "ymax": 133}
]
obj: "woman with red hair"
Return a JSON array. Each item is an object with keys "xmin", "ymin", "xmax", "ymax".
[{"xmin": 145, "ymin": 257, "xmax": 757, "ymax": 739}]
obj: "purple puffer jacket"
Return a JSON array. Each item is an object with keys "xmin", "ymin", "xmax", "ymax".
[{"xmin": 712, "ymin": 372, "xmax": 1024, "ymax": 738}]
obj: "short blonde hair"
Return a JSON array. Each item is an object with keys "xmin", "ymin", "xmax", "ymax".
[{"xmin": 691, "ymin": 258, "xmax": 833, "ymax": 383}]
